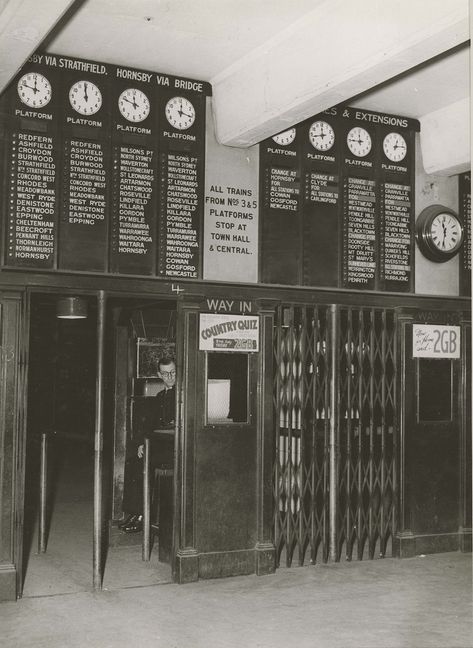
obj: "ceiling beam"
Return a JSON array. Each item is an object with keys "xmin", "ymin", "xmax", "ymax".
[
  {"xmin": 420, "ymin": 97, "xmax": 470, "ymax": 176},
  {"xmin": 0, "ymin": 0, "xmax": 76, "ymax": 94},
  {"xmin": 211, "ymin": 0, "xmax": 470, "ymax": 147}
]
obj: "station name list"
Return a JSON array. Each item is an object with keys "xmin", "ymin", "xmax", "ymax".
[{"xmin": 3, "ymin": 52, "xmax": 208, "ymax": 278}]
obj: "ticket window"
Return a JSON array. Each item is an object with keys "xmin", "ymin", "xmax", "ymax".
[{"xmin": 206, "ymin": 353, "xmax": 249, "ymax": 424}]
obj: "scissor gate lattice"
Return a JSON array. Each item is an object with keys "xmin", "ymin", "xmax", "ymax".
[{"xmin": 273, "ymin": 305, "xmax": 397, "ymax": 567}]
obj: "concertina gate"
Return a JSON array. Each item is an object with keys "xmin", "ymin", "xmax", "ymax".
[{"xmin": 273, "ymin": 304, "xmax": 397, "ymax": 567}]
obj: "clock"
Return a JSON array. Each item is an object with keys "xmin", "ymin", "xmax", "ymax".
[
  {"xmin": 383, "ymin": 132, "xmax": 407, "ymax": 162},
  {"xmin": 118, "ymin": 88, "xmax": 150, "ymax": 122},
  {"xmin": 272, "ymin": 128, "xmax": 296, "ymax": 146},
  {"xmin": 165, "ymin": 96, "xmax": 195, "ymax": 130},
  {"xmin": 415, "ymin": 204, "xmax": 464, "ymax": 262},
  {"xmin": 309, "ymin": 120, "xmax": 335, "ymax": 151},
  {"xmin": 17, "ymin": 72, "xmax": 52, "ymax": 109},
  {"xmin": 69, "ymin": 80, "xmax": 102, "ymax": 115},
  {"xmin": 346, "ymin": 126, "xmax": 372, "ymax": 157}
]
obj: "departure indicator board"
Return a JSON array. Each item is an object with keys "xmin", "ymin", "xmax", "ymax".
[
  {"xmin": 260, "ymin": 106, "xmax": 418, "ymax": 291},
  {"xmin": 1, "ymin": 52, "xmax": 210, "ymax": 278}
]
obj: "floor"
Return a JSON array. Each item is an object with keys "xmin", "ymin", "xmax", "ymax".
[
  {"xmin": 20, "ymin": 439, "xmax": 171, "ymax": 598},
  {"xmin": 3, "ymin": 439, "xmax": 472, "ymax": 648}
]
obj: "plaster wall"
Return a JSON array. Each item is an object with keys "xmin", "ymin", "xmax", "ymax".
[{"xmin": 414, "ymin": 133, "xmax": 460, "ymax": 296}]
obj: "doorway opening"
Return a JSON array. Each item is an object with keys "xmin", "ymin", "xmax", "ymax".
[{"xmin": 22, "ymin": 292, "xmax": 177, "ymax": 597}]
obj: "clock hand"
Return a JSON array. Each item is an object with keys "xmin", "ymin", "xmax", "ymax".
[
  {"xmin": 21, "ymin": 82, "xmax": 37, "ymax": 92},
  {"xmin": 122, "ymin": 97, "xmax": 138, "ymax": 108},
  {"xmin": 179, "ymin": 110, "xmax": 193, "ymax": 119},
  {"xmin": 84, "ymin": 82, "xmax": 88, "ymax": 102},
  {"xmin": 33, "ymin": 76, "xmax": 38, "ymax": 94},
  {"xmin": 394, "ymin": 140, "xmax": 406, "ymax": 150}
]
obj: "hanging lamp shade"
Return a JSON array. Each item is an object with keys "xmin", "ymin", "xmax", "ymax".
[{"xmin": 56, "ymin": 296, "xmax": 88, "ymax": 319}]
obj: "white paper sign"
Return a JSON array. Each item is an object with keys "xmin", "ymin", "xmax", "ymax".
[
  {"xmin": 199, "ymin": 314, "xmax": 259, "ymax": 352},
  {"xmin": 412, "ymin": 324, "xmax": 461, "ymax": 358}
]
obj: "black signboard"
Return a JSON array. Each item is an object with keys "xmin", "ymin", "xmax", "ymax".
[
  {"xmin": 157, "ymin": 86, "xmax": 206, "ymax": 279},
  {"xmin": 460, "ymin": 172, "xmax": 471, "ymax": 296},
  {"xmin": 110, "ymin": 65, "xmax": 159, "ymax": 275},
  {"xmin": 1, "ymin": 52, "xmax": 210, "ymax": 278},
  {"xmin": 56, "ymin": 56, "xmax": 111, "ymax": 271},
  {"xmin": 259, "ymin": 106, "xmax": 418, "ymax": 291},
  {"xmin": 4, "ymin": 55, "xmax": 60, "ymax": 269},
  {"xmin": 59, "ymin": 138, "xmax": 109, "ymax": 271},
  {"xmin": 378, "ymin": 125, "xmax": 414, "ymax": 292},
  {"xmin": 301, "ymin": 115, "xmax": 340, "ymax": 287},
  {"xmin": 260, "ymin": 129, "xmax": 301, "ymax": 285}
]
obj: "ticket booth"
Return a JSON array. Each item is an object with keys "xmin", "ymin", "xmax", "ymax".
[
  {"xmin": 173, "ymin": 298, "xmax": 275, "ymax": 582},
  {"xmin": 395, "ymin": 309, "xmax": 472, "ymax": 556}
]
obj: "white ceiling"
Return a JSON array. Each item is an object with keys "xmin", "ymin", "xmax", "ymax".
[
  {"xmin": 47, "ymin": 0, "xmax": 325, "ymax": 83},
  {"xmin": 0, "ymin": 0, "xmax": 470, "ymax": 171}
]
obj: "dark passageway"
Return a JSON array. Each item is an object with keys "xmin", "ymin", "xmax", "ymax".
[{"xmin": 22, "ymin": 294, "xmax": 171, "ymax": 597}]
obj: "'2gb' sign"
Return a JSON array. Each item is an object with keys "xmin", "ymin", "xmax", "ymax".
[{"xmin": 413, "ymin": 324, "xmax": 461, "ymax": 358}]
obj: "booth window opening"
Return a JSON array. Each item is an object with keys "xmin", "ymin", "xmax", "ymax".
[{"xmin": 206, "ymin": 352, "xmax": 249, "ymax": 424}]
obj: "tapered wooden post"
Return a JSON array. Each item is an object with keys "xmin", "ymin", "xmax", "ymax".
[
  {"xmin": 93, "ymin": 291, "xmax": 106, "ymax": 590},
  {"xmin": 38, "ymin": 432, "xmax": 48, "ymax": 554}
]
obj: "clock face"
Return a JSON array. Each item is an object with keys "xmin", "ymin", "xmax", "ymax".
[
  {"xmin": 416, "ymin": 205, "xmax": 464, "ymax": 262},
  {"xmin": 165, "ymin": 96, "xmax": 196, "ymax": 130},
  {"xmin": 309, "ymin": 120, "xmax": 335, "ymax": 151},
  {"xmin": 17, "ymin": 73, "xmax": 52, "ymax": 108},
  {"xmin": 69, "ymin": 80, "xmax": 102, "ymax": 115},
  {"xmin": 272, "ymin": 128, "xmax": 296, "ymax": 146},
  {"xmin": 430, "ymin": 212, "xmax": 463, "ymax": 253},
  {"xmin": 383, "ymin": 132, "xmax": 407, "ymax": 162},
  {"xmin": 118, "ymin": 88, "xmax": 150, "ymax": 122},
  {"xmin": 346, "ymin": 126, "xmax": 372, "ymax": 157}
]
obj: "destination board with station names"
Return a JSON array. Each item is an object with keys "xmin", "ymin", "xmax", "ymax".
[
  {"xmin": 1, "ymin": 52, "xmax": 209, "ymax": 277},
  {"xmin": 260, "ymin": 106, "xmax": 418, "ymax": 291}
]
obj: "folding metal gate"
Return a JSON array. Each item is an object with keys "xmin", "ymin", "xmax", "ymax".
[{"xmin": 273, "ymin": 304, "xmax": 397, "ymax": 567}]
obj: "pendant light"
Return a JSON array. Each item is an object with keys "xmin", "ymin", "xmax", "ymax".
[{"xmin": 56, "ymin": 296, "xmax": 88, "ymax": 319}]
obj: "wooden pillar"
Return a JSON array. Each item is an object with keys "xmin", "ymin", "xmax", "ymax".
[
  {"xmin": 255, "ymin": 299, "xmax": 277, "ymax": 575},
  {"xmin": 93, "ymin": 290, "xmax": 106, "ymax": 590},
  {"xmin": 329, "ymin": 304, "xmax": 340, "ymax": 562},
  {"xmin": 174, "ymin": 302, "xmax": 200, "ymax": 583}
]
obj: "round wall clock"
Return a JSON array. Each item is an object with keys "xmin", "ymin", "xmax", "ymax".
[
  {"xmin": 272, "ymin": 128, "xmax": 296, "ymax": 146},
  {"xmin": 118, "ymin": 88, "xmax": 150, "ymax": 122},
  {"xmin": 383, "ymin": 132, "xmax": 407, "ymax": 162},
  {"xmin": 69, "ymin": 80, "xmax": 102, "ymax": 115},
  {"xmin": 346, "ymin": 126, "xmax": 372, "ymax": 157},
  {"xmin": 165, "ymin": 96, "xmax": 195, "ymax": 130},
  {"xmin": 415, "ymin": 204, "xmax": 464, "ymax": 262},
  {"xmin": 309, "ymin": 120, "xmax": 335, "ymax": 151},
  {"xmin": 17, "ymin": 73, "xmax": 52, "ymax": 108}
]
